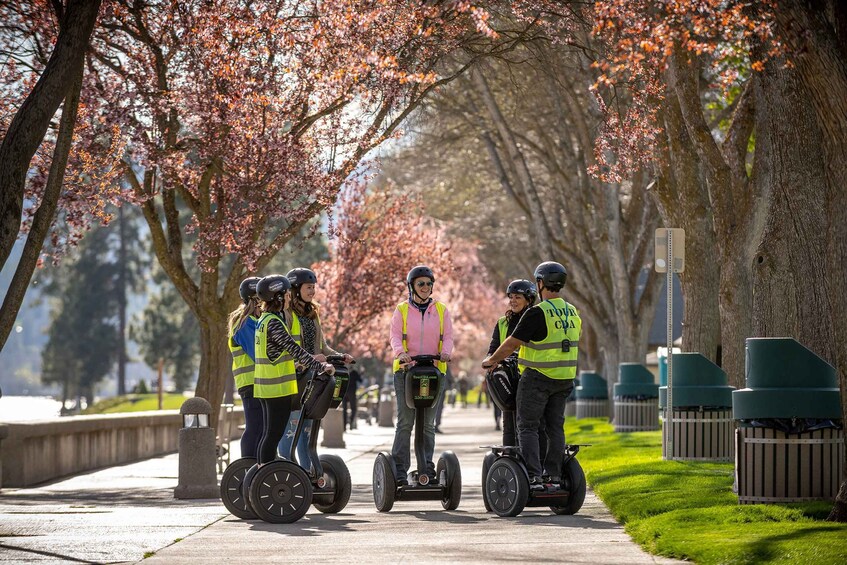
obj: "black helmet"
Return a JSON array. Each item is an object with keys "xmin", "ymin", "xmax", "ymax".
[
  {"xmin": 534, "ymin": 261, "xmax": 567, "ymax": 290},
  {"xmin": 506, "ymin": 279, "xmax": 537, "ymax": 302},
  {"xmin": 286, "ymin": 268, "xmax": 317, "ymax": 287},
  {"xmin": 239, "ymin": 277, "xmax": 261, "ymax": 303},
  {"xmin": 256, "ymin": 274, "xmax": 291, "ymax": 302},
  {"xmin": 406, "ymin": 265, "xmax": 435, "ymax": 285}
]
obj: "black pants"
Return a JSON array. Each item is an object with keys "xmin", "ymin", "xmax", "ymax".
[
  {"xmin": 343, "ymin": 394, "xmax": 357, "ymax": 429},
  {"xmin": 516, "ymin": 369, "xmax": 574, "ymax": 479},
  {"xmin": 257, "ymin": 396, "xmax": 293, "ymax": 464},
  {"xmin": 239, "ymin": 393, "xmax": 264, "ymax": 458}
]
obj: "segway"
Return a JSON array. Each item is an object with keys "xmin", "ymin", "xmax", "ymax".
[
  {"xmin": 242, "ymin": 356, "xmax": 353, "ymax": 523},
  {"xmin": 372, "ymin": 354, "xmax": 461, "ymax": 512},
  {"xmin": 481, "ymin": 359, "xmax": 587, "ymax": 517},
  {"xmin": 221, "ymin": 455, "xmax": 258, "ymax": 519}
]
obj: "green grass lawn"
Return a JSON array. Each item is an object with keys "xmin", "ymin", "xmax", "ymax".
[
  {"xmin": 83, "ymin": 393, "xmax": 192, "ymax": 413},
  {"xmin": 566, "ymin": 418, "xmax": 847, "ymax": 565}
]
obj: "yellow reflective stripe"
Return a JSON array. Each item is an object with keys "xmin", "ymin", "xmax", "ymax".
[
  {"xmin": 254, "ymin": 374, "xmax": 297, "ymax": 386},
  {"xmin": 522, "ymin": 341, "xmax": 580, "ymax": 350},
  {"xmin": 518, "ymin": 359, "xmax": 579, "ymax": 369},
  {"xmin": 232, "ymin": 365, "xmax": 254, "ymax": 377},
  {"xmin": 255, "ymin": 355, "xmax": 294, "ymax": 365}
]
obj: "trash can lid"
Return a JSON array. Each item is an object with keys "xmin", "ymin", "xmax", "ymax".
[
  {"xmin": 614, "ymin": 363, "xmax": 658, "ymax": 398},
  {"xmin": 576, "ymin": 371, "xmax": 608, "ymax": 399},
  {"xmin": 659, "ymin": 352, "xmax": 734, "ymax": 408},
  {"xmin": 733, "ymin": 338, "xmax": 841, "ymax": 420}
]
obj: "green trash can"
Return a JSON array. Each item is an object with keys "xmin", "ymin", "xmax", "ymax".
[
  {"xmin": 613, "ymin": 364, "xmax": 659, "ymax": 432},
  {"xmin": 659, "ymin": 353, "xmax": 734, "ymax": 461},
  {"xmin": 733, "ymin": 338, "xmax": 843, "ymax": 504},
  {"xmin": 575, "ymin": 372, "xmax": 608, "ymax": 420}
]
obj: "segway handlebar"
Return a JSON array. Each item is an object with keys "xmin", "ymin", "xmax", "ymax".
[
  {"xmin": 399, "ymin": 354, "xmax": 442, "ymax": 369},
  {"xmin": 326, "ymin": 354, "xmax": 354, "ymax": 365}
]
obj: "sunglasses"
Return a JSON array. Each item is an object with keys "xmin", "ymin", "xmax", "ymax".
[{"xmin": 415, "ymin": 281, "xmax": 434, "ymax": 288}]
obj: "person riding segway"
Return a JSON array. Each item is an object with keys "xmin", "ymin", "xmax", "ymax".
[
  {"xmin": 372, "ymin": 265, "xmax": 461, "ymax": 512},
  {"xmin": 220, "ymin": 276, "xmax": 263, "ymax": 519},
  {"xmin": 239, "ymin": 274, "xmax": 336, "ymax": 524},
  {"xmin": 480, "ymin": 279, "xmax": 537, "ymax": 512},
  {"xmin": 278, "ymin": 267, "xmax": 353, "ymax": 475},
  {"xmin": 283, "ymin": 353, "xmax": 354, "ymax": 515},
  {"xmin": 481, "ymin": 262, "xmax": 587, "ymax": 517}
]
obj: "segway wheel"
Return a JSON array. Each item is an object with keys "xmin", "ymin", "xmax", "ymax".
[
  {"xmin": 551, "ymin": 456, "xmax": 587, "ymax": 515},
  {"xmin": 249, "ymin": 461, "xmax": 313, "ymax": 524},
  {"xmin": 243, "ymin": 463, "xmax": 261, "ymax": 512},
  {"xmin": 487, "ymin": 458, "xmax": 528, "ymax": 517},
  {"xmin": 313, "ymin": 454, "xmax": 352, "ymax": 514},
  {"xmin": 221, "ymin": 457, "xmax": 257, "ymax": 520},
  {"xmin": 436, "ymin": 451, "xmax": 462, "ymax": 511},
  {"xmin": 481, "ymin": 451, "xmax": 496, "ymax": 513},
  {"xmin": 372, "ymin": 453, "xmax": 396, "ymax": 512}
]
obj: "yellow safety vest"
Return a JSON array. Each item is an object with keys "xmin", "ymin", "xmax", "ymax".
[
  {"xmin": 497, "ymin": 316, "xmax": 509, "ymax": 345},
  {"xmin": 393, "ymin": 301, "xmax": 447, "ymax": 374},
  {"xmin": 229, "ymin": 316, "xmax": 257, "ymax": 390},
  {"xmin": 518, "ymin": 298, "xmax": 581, "ymax": 380},
  {"xmin": 254, "ymin": 312, "xmax": 302, "ymax": 399}
]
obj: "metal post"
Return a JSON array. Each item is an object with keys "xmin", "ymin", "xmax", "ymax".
[{"xmin": 666, "ymin": 230, "xmax": 674, "ymax": 459}]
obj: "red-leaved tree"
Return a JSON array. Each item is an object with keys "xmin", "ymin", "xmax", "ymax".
[
  {"xmin": 2, "ymin": 0, "xmax": 505, "ymax": 425},
  {"xmin": 314, "ymin": 179, "xmax": 499, "ymax": 372}
]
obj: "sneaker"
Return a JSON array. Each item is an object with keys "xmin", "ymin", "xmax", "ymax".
[
  {"xmin": 529, "ymin": 476, "xmax": 545, "ymax": 492},
  {"xmin": 396, "ymin": 477, "xmax": 409, "ymax": 487},
  {"xmin": 434, "ymin": 426, "xmax": 443, "ymax": 434}
]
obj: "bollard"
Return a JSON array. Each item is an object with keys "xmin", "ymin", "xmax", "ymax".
[
  {"xmin": 321, "ymin": 409, "xmax": 346, "ymax": 448},
  {"xmin": 659, "ymin": 353, "xmax": 735, "ymax": 461},
  {"xmin": 174, "ymin": 397, "xmax": 219, "ymax": 499},
  {"xmin": 613, "ymin": 364, "xmax": 659, "ymax": 432},
  {"xmin": 575, "ymin": 372, "xmax": 609, "ymax": 420},
  {"xmin": 733, "ymin": 338, "xmax": 843, "ymax": 504},
  {"xmin": 378, "ymin": 386, "xmax": 394, "ymax": 427}
]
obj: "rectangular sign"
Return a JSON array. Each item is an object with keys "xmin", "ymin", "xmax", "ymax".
[{"xmin": 655, "ymin": 228, "xmax": 685, "ymax": 273}]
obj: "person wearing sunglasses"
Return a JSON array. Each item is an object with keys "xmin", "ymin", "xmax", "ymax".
[{"xmin": 388, "ymin": 265, "xmax": 453, "ymax": 485}]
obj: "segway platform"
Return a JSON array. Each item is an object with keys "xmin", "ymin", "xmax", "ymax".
[
  {"xmin": 372, "ymin": 355, "xmax": 462, "ymax": 512},
  {"xmin": 236, "ymin": 356, "xmax": 354, "ymax": 523}
]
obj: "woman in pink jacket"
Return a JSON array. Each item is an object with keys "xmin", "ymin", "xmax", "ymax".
[{"xmin": 389, "ymin": 265, "xmax": 453, "ymax": 485}]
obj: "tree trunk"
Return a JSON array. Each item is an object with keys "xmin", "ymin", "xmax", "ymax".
[
  {"xmin": 0, "ymin": 0, "xmax": 102, "ymax": 270},
  {"xmin": 194, "ymin": 311, "xmax": 231, "ymax": 434},
  {"xmin": 117, "ymin": 206, "xmax": 128, "ymax": 396},
  {"xmin": 717, "ymin": 251, "xmax": 753, "ymax": 390},
  {"xmin": 750, "ymin": 58, "xmax": 835, "ymax": 361},
  {"xmin": 770, "ymin": 0, "xmax": 847, "ymax": 521},
  {"xmin": 0, "ymin": 70, "xmax": 85, "ymax": 352},
  {"xmin": 655, "ymin": 93, "xmax": 722, "ymax": 362}
]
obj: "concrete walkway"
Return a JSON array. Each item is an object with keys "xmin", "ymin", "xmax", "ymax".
[{"xmin": 0, "ymin": 404, "xmax": 683, "ymax": 564}]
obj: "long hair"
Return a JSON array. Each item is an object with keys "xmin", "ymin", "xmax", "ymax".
[
  {"xmin": 504, "ymin": 294, "xmax": 537, "ymax": 320},
  {"xmin": 290, "ymin": 285, "xmax": 319, "ymax": 320},
  {"xmin": 228, "ymin": 297, "xmax": 259, "ymax": 336},
  {"xmin": 261, "ymin": 295, "xmax": 285, "ymax": 314}
]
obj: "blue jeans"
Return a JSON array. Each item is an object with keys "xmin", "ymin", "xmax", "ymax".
[
  {"xmin": 277, "ymin": 409, "xmax": 312, "ymax": 471},
  {"xmin": 391, "ymin": 370, "xmax": 445, "ymax": 480}
]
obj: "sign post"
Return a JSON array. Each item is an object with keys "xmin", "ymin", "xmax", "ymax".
[{"xmin": 655, "ymin": 228, "xmax": 685, "ymax": 459}]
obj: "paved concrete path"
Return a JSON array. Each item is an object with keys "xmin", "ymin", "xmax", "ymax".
[{"xmin": 0, "ymin": 404, "xmax": 683, "ymax": 564}]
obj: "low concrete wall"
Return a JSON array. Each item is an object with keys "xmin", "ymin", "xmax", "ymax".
[{"xmin": 0, "ymin": 408, "xmax": 244, "ymax": 488}]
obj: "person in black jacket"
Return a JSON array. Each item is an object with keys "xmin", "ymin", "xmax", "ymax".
[
  {"xmin": 486, "ymin": 279, "xmax": 537, "ymax": 447},
  {"xmin": 343, "ymin": 368, "xmax": 361, "ymax": 430}
]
